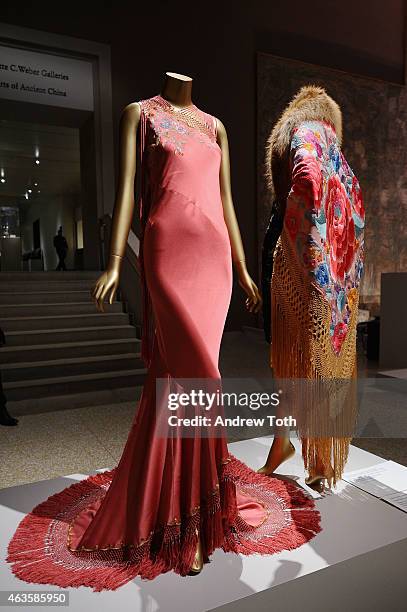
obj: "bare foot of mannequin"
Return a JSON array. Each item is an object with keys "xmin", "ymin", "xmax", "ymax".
[{"xmin": 257, "ymin": 437, "xmax": 296, "ymax": 476}]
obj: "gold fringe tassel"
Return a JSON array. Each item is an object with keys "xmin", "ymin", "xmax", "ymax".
[{"xmin": 271, "ymin": 234, "xmax": 359, "ymax": 486}]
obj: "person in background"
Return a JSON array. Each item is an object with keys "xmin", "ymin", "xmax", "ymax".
[
  {"xmin": 0, "ymin": 327, "xmax": 18, "ymax": 426},
  {"xmin": 53, "ymin": 226, "xmax": 68, "ymax": 271}
]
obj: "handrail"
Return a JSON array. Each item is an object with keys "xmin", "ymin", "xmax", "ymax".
[{"xmin": 128, "ymin": 228, "xmax": 140, "ymax": 259}]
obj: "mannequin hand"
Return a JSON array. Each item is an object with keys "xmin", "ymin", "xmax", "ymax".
[
  {"xmin": 235, "ymin": 264, "xmax": 262, "ymax": 314},
  {"xmin": 91, "ymin": 259, "xmax": 121, "ymax": 313}
]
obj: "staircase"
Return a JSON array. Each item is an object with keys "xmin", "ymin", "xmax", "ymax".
[{"xmin": 0, "ymin": 272, "xmax": 146, "ymax": 416}]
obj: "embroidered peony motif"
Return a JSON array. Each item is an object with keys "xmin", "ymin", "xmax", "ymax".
[
  {"xmin": 325, "ymin": 175, "xmax": 356, "ymax": 283},
  {"xmin": 288, "ymin": 121, "xmax": 365, "ymax": 357}
]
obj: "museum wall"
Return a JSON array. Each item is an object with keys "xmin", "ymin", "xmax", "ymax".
[{"xmin": 0, "ymin": 0, "xmax": 405, "ymax": 327}]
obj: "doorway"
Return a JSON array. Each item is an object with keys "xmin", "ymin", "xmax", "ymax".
[
  {"xmin": 0, "ymin": 117, "xmax": 84, "ymax": 271},
  {"xmin": 0, "ymin": 22, "xmax": 114, "ymax": 272}
]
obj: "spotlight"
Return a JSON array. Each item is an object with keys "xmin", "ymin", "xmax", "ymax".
[
  {"xmin": 25, "ymin": 192, "xmax": 28, "ymax": 200},
  {"xmin": 37, "ymin": 190, "xmax": 41, "ymax": 193},
  {"xmin": 28, "ymin": 189, "xmax": 32, "ymax": 193},
  {"xmin": 35, "ymin": 159, "xmax": 40, "ymax": 165},
  {"xmin": 34, "ymin": 182, "xmax": 38, "ymax": 186},
  {"xmin": 0, "ymin": 178, "xmax": 5, "ymax": 184}
]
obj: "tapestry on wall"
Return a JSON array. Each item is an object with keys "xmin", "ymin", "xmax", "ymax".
[{"xmin": 257, "ymin": 52, "xmax": 407, "ymax": 308}]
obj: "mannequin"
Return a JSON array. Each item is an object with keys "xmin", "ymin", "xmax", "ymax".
[
  {"xmin": 259, "ymin": 86, "xmax": 364, "ymax": 492},
  {"xmin": 92, "ymin": 72, "xmax": 262, "ymax": 572},
  {"xmin": 93, "ymin": 72, "xmax": 261, "ymax": 316}
]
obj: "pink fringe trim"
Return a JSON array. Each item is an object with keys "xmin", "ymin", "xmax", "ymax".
[{"xmin": 7, "ymin": 456, "xmax": 321, "ymax": 591}]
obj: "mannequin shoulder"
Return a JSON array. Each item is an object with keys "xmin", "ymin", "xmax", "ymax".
[
  {"xmin": 213, "ymin": 116, "xmax": 229, "ymax": 147},
  {"xmin": 214, "ymin": 116, "xmax": 226, "ymax": 135},
  {"xmin": 120, "ymin": 102, "xmax": 141, "ymax": 127}
]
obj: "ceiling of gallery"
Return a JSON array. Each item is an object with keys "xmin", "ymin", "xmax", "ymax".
[{"xmin": 0, "ymin": 120, "xmax": 81, "ymax": 204}]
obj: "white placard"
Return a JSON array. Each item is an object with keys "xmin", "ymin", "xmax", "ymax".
[
  {"xmin": 343, "ymin": 460, "xmax": 407, "ymax": 512},
  {"xmin": 0, "ymin": 45, "xmax": 93, "ymax": 110}
]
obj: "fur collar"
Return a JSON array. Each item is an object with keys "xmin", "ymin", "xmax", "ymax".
[{"xmin": 266, "ymin": 86, "xmax": 342, "ymax": 188}]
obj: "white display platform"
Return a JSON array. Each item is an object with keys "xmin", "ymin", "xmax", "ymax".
[{"xmin": 1, "ymin": 436, "xmax": 407, "ymax": 611}]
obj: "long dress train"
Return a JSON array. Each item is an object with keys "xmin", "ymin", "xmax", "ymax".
[{"xmin": 7, "ymin": 95, "xmax": 321, "ymax": 591}]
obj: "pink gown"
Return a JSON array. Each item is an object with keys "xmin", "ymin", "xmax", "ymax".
[{"xmin": 7, "ymin": 95, "xmax": 321, "ymax": 591}]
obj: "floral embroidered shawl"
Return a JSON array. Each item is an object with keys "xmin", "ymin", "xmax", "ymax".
[
  {"xmin": 270, "ymin": 116, "xmax": 365, "ymax": 483},
  {"xmin": 285, "ymin": 120, "xmax": 365, "ymax": 358}
]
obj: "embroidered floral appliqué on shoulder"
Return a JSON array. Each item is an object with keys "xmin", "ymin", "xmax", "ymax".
[
  {"xmin": 152, "ymin": 114, "xmax": 190, "ymax": 155},
  {"xmin": 139, "ymin": 96, "xmax": 217, "ymax": 156}
]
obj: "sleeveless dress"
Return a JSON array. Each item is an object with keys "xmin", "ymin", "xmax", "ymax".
[{"xmin": 7, "ymin": 96, "xmax": 321, "ymax": 591}]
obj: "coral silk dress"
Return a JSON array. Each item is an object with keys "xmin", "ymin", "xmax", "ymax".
[{"xmin": 7, "ymin": 95, "xmax": 320, "ymax": 591}]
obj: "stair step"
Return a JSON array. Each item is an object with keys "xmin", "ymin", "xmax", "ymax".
[
  {"xmin": 3, "ymin": 368, "xmax": 147, "ymax": 401},
  {"xmin": 0, "ymin": 271, "xmax": 147, "ymax": 410},
  {"xmin": 1, "ymin": 312, "xmax": 129, "ymax": 332},
  {"xmin": 0, "ymin": 338, "xmax": 141, "ymax": 364},
  {"xmin": 0, "ymin": 291, "xmax": 93, "ymax": 305},
  {"xmin": 0, "ymin": 280, "xmax": 96, "ymax": 292},
  {"xmin": 2, "ymin": 353, "xmax": 143, "ymax": 381},
  {"xmin": 5, "ymin": 325, "xmax": 138, "ymax": 346},
  {"xmin": 0, "ymin": 271, "xmax": 101, "ymax": 281},
  {"xmin": 7, "ymin": 386, "xmax": 142, "ymax": 417},
  {"xmin": 0, "ymin": 302, "xmax": 122, "ymax": 317}
]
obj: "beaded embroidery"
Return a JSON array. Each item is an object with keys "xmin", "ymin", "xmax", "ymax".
[{"xmin": 139, "ymin": 95, "xmax": 217, "ymax": 156}]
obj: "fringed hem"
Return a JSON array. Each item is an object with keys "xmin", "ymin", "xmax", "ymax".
[
  {"xmin": 7, "ymin": 456, "xmax": 320, "ymax": 591},
  {"xmin": 222, "ymin": 456, "xmax": 321, "ymax": 555},
  {"xmin": 271, "ymin": 233, "xmax": 359, "ymax": 485}
]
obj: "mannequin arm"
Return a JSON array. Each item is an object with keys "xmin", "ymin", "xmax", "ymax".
[
  {"xmin": 216, "ymin": 118, "xmax": 262, "ymax": 313},
  {"xmin": 92, "ymin": 102, "xmax": 141, "ymax": 312}
]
